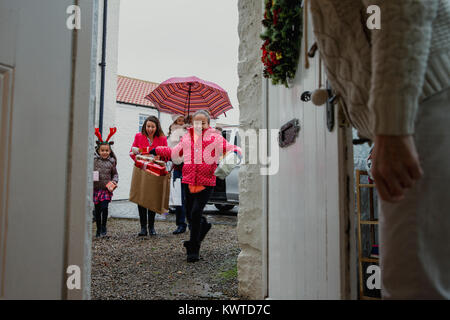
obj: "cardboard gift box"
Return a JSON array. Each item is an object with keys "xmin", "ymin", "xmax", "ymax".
[
  {"xmin": 129, "ymin": 166, "xmax": 171, "ymax": 214},
  {"xmin": 136, "ymin": 154, "xmax": 153, "ymax": 162},
  {"xmin": 135, "ymin": 160, "xmax": 168, "ymax": 176},
  {"xmin": 106, "ymin": 181, "xmax": 117, "ymax": 192}
]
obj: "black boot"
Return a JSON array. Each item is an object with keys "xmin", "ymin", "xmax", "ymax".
[
  {"xmin": 148, "ymin": 211, "xmax": 157, "ymax": 236},
  {"xmin": 173, "ymin": 225, "xmax": 186, "ymax": 235},
  {"xmin": 138, "ymin": 226, "xmax": 148, "ymax": 236},
  {"xmin": 184, "ymin": 241, "xmax": 200, "ymax": 263},
  {"xmin": 138, "ymin": 206, "xmax": 148, "ymax": 236},
  {"xmin": 95, "ymin": 205, "xmax": 102, "ymax": 238},
  {"xmin": 101, "ymin": 208, "xmax": 108, "ymax": 237},
  {"xmin": 198, "ymin": 217, "xmax": 212, "ymax": 242}
]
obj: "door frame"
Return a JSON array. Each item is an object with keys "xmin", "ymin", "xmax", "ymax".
[
  {"xmin": 64, "ymin": 0, "xmax": 98, "ymax": 300},
  {"xmin": 0, "ymin": 63, "xmax": 14, "ymax": 298}
]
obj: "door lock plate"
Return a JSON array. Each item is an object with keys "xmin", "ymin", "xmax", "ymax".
[{"xmin": 278, "ymin": 119, "xmax": 300, "ymax": 148}]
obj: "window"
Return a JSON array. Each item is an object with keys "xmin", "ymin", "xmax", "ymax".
[
  {"xmin": 139, "ymin": 114, "xmax": 150, "ymax": 132},
  {"xmin": 235, "ymin": 132, "xmax": 241, "ymax": 147},
  {"xmin": 222, "ymin": 130, "xmax": 231, "ymax": 142}
]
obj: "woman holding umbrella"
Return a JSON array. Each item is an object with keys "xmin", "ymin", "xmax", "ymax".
[{"xmin": 151, "ymin": 110, "xmax": 241, "ymax": 262}]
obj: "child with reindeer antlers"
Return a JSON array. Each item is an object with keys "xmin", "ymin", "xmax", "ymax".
[{"xmin": 94, "ymin": 127, "xmax": 119, "ymax": 238}]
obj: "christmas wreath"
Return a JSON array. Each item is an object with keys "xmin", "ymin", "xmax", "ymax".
[{"xmin": 260, "ymin": 0, "xmax": 303, "ymax": 87}]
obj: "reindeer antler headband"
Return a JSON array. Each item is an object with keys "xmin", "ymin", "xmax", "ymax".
[{"xmin": 95, "ymin": 127, "xmax": 117, "ymax": 146}]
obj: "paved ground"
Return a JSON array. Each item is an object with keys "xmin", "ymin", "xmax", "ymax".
[{"xmin": 91, "ymin": 200, "xmax": 240, "ymax": 300}]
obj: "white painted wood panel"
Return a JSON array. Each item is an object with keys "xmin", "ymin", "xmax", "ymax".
[
  {"xmin": 267, "ymin": 8, "xmax": 349, "ymax": 299},
  {"xmin": 0, "ymin": 63, "xmax": 14, "ymax": 297},
  {"xmin": 0, "ymin": 0, "xmax": 96, "ymax": 299}
]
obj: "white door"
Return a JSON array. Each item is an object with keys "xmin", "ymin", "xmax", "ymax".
[
  {"xmin": 266, "ymin": 12, "xmax": 356, "ymax": 299},
  {"xmin": 0, "ymin": 0, "xmax": 96, "ymax": 299}
]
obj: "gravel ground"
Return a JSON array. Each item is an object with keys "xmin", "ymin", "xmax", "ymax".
[{"xmin": 91, "ymin": 217, "xmax": 240, "ymax": 300}]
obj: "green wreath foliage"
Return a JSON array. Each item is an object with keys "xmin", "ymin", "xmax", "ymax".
[{"xmin": 260, "ymin": 0, "xmax": 303, "ymax": 87}]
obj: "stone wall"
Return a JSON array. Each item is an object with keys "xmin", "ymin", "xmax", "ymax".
[{"xmin": 236, "ymin": 0, "xmax": 264, "ymax": 299}]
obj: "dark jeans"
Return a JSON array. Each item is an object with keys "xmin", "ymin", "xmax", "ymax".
[
  {"xmin": 95, "ymin": 201, "xmax": 109, "ymax": 232},
  {"xmin": 184, "ymin": 185, "xmax": 213, "ymax": 244},
  {"xmin": 173, "ymin": 168, "xmax": 187, "ymax": 229},
  {"xmin": 137, "ymin": 205, "xmax": 156, "ymax": 228}
]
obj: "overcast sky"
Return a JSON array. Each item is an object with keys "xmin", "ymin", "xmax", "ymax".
[{"xmin": 118, "ymin": 0, "xmax": 240, "ymax": 125}]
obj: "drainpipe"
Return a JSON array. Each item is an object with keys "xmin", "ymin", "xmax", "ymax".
[{"xmin": 98, "ymin": 0, "xmax": 108, "ymax": 135}]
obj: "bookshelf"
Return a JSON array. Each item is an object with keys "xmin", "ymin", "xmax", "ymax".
[{"xmin": 356, "ymin": 169, "xmax": 380, "ymax": 300}]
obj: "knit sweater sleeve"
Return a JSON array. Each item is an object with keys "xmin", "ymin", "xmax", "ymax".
[{"xmin": 367, "ymin": 0, "xmax": 439, "ymax": 135}]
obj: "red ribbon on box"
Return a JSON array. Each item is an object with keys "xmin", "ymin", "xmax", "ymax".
[
  {"xmin": 147, "ymin": 162, "xmax": 167, "ymax": 176},
  {"xmin": 135, "ymin": 160, "xmax": 151, "ymax": 170},
  {"xmin": 135, "ymin": 160, "xmax": 168, "ymax": 176}
]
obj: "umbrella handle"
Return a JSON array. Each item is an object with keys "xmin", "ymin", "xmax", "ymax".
[{"xmin": 186, "ymin": 83, "xmax": 192, "ymax": 116}]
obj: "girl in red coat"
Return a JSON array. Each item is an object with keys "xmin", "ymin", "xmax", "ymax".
[
  {"xmin": 152, "ymin": 110, "xmax": 241, "ymax": 262},
  {"xmin": 129, "ymin": 115, "xmax": 167, "ymax": 236}
]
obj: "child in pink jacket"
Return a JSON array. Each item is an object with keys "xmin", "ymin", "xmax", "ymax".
[{"xmin": 151, "ymin": 110, "xmax": 241, "ymax": 262}]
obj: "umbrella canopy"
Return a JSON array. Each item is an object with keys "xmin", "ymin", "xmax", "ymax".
[{"xmin": 145, "ymin": 76, "xmax": 233, "ymax": 118}]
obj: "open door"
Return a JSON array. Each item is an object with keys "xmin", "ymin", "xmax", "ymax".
[
  {"xmin": 0, "ymin": 0, "xmax": 96, "ymax": 299},
  {"xmin": 265, "ymin": 10, "xmax": 356, "ymax": 299}
]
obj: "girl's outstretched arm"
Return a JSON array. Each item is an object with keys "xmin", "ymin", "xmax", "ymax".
[
  {"xmin": 155, "ymin": 138, "xmax": 184, "ymax": 165},
  {"xmin": 221, "ymin": 134, "xmax": 241, "ymax": 156}
]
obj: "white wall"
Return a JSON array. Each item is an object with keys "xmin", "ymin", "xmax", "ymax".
[
  {"xmin": 94, "ymin": 0, "xmax": 120, "ymax": 133},
  {"xmin": 113, "ymin": 103, "xmax": 172, "ymax": 200}
]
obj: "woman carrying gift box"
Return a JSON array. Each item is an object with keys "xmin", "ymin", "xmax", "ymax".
[
  {"xmin": 151, "ymin": 110, "xmax": 241, "ymax": 262},
  {"xmin": 129, "ymin": 115, "xmax": 167, "ymax": 236}
]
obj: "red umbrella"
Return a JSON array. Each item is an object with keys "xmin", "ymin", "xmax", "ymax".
[{"xmin": 145, "ymin": 76, "xmax": 233, "ymax": 118}]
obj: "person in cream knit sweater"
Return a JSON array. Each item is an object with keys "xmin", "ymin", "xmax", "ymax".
[{"xmin": 311, "ymin": 0, "xmax": 450, "ymax": 299}]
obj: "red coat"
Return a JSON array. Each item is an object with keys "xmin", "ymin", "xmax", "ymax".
[
  {"xmin": 129, "ymin": 133, "xmax": 168, "ymax": 162},
  {"xmin": 155, "ymin": 127, "xmax": 241, "ymax": 187}
]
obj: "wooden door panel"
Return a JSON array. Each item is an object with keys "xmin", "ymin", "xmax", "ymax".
[
  {"xmin": 0, "ymin": 0, "xmax": 93, "ymax": 299},
  {"xmin": 0, "ymin": 63, "xmax": 14, "ymax": 297},
  {"xmin": 266, "ymin": 11, "xmax": 349, "ymax": 299}
]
